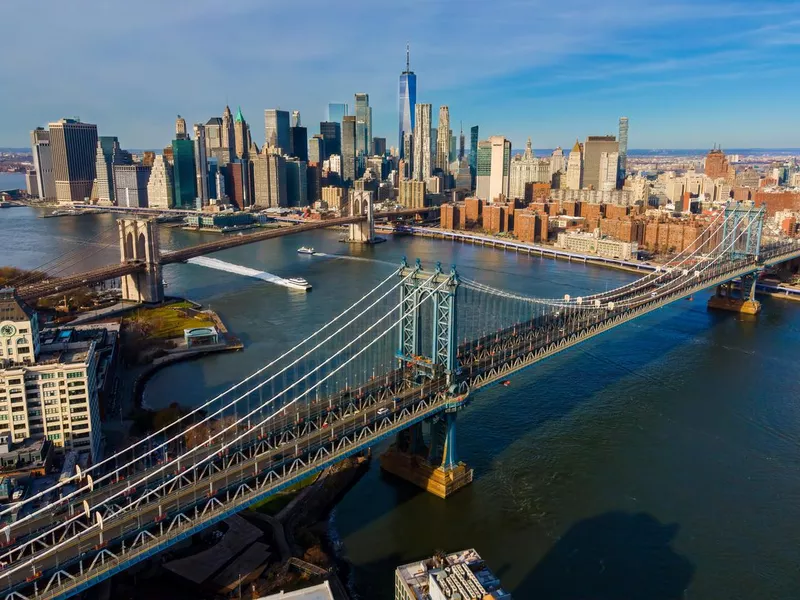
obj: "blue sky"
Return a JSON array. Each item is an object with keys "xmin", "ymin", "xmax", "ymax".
[{"xmin": 3, "ymin": 0, "xmax": 800, "ymax": 150}]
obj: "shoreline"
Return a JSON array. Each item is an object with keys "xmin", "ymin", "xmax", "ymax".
[{"xmin": 375, "ymin": 225, "xmax": 658, "ymax": 276}]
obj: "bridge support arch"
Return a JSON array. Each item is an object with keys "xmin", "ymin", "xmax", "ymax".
[
  {"xmin": 118, "ymin": 218, "xmax": 164, "ymax": 303},
  {"xmin": 346, "ymin": 190, "xmax": 382, "ymax": 244}
]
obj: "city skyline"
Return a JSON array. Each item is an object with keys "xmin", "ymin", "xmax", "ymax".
[{"xmin": 2, "ymin": 1, "xmax": 800, "ymax": 149}]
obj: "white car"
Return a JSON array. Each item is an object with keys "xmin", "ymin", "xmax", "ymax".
[{"xmin": 377, "ymin": 407, "xmax": 390, "ymax": 416}]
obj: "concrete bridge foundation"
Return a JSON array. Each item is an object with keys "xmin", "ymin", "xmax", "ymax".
[
  {"xmin": 118, "ymin": 218, "xmax": 164, "ymax": 303},
  {"xmin": 379, "ymin": 411, "xmax": 473, "ymax": 498},
  {"xmin": 708, "ymin": 275, "xmax": 761, "ymax": 315}
]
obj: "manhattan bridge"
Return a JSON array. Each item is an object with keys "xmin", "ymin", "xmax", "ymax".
[{"xmin": 2, "ymin": 202, "xmax": 799, "ymax": 600}]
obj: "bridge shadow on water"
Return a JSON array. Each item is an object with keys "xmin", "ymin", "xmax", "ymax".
[{"xmin": 516, "ymin": 511, "xmax": 694, "ymax": 600}]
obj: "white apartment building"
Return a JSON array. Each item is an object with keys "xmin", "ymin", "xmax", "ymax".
[
  {"xmin": 0, "ymin": 289, "xmax": 102, "ymax": 461},
  {"xmin": 556, "ymin": 231, "xmax": 638, "ymax": 260}
]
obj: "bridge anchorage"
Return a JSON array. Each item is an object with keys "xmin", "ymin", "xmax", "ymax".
[{"xmin": 380, "ymin": 259, "xmax": 473, "ymax": 498}]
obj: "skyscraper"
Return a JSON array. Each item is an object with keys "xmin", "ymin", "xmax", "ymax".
[
  {"xmin": 469, "ymin": 126, "xmax": 479, "ymax": 187},
  {"xmin": 458, "ymin": 124, "xmax": 465, "ymax": 161},
  {"xmin": 354, "ymin": 93, "xmax": 372, "ymax": 156},
  {"xmin": 583, "ymin": 135, "xmax": 618, "ymax": 191},
  {"xmin": 309, "ymin": 135, "xmax": 325, "ymax": 164},
  {"xmin": 618, "ymin": 116, "xmax": 629, "ymax": 182},
  {"xmin": 147, "ymin": 154, "xmax": 174, "ymax": 209},
  {"xmin": 566, "ymin": 140, "xmax": 583, "ymax": 190},
  {"xmin": 550, "ymin": 147, "xmax": 565, "ymax": 176},
  {"xmin": 175, "ymin": 115, "xmax": 188, "ymax": 139},
  {"xmin": 435, "ymin": 106, "xmax": 450, "ymax": 173},
  {"xmin": 113, "ymin": 164, "xmax": 151, "ymax": 208},
  {"xmin": 193, "ymin": 124, "xmax": 209, "ymax": 205},
  {"xmin": 93, "ymin": 136, "xmax": 122, "ymax": 204},
  {"xmin": 291, "ymin": 110, "xmax": 301, "ymax": 128},
  {"xmin": 285, "ymin": 158, "xmax": 308, "ymax": 207},
  {"xmin": 412, "ymin": 103, "xmax": 432, "ymax": 181},
  {"xmin": 398, "ymin": 44, "xmax": 417, "ymax": 158},
  {"xmin": 266, "ymin": 150, "xmax": 288, "ymax": 207},
  {"xmin": 403, "ymin": 133, "xmax": 414, "ymax": 176},
  {"xmin": 327, "ymin": 103, "xmax": 348, "ymax": 123},
  {"xmin": 475, "ymin": 136, "xmax": 511, "ymax": 202},
  {"xmin": 171, "ymin": 138, "xmax": 197, "ymax": 208},
  {"xmin": 599, "ymin": 151, "xmax": 620, "ymax": 192},
  {"xmin": 234, "ymin": 107, "xmax": 249, "ymax": 159},
  {"xmin": 30, "ymin": 128, "xmax": 55, "ymax": 201},
  {"xmin": 264, "ymin": 109, "xmax": 290, "ymax": 152},
  {"xmin": 205, "ymin": 117, "xmax": 222, "ymax": 157},
  {"xmin": 290, "ymin": 126, "xmax": 308, "ymax": 162},
  {"xmin": 319, "ymin": 121, "xmax": 341, "ymax": 158},
  {"xmin": 221, "ymin": 105, "xmax": 235, "ymax": 162},
  {"xmin": 509, "ymin": 138, "xmax": 549, "ymax": 199},
  {"xmin": 48, "ymin": 118, "xmax": 98, "ymax": 204},
  {"xmin": 342, "ymin": 116, "xmax": 357, "ymax": 183},
  {"xmin": 373, "ymin": 137, "xmax": 387, "ymax": 157}
]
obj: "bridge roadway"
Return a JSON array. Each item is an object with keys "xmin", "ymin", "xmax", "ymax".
[
  {"xmin": 8, "ymin": 242, "xmax": 800, "ymax": 598},
  {"xmin": 16, "ymin": 207, "xmax": 438, "ymax": 301},
  {"xmin": 1, "ymin": 374, "xmax": 454, "ymax": 594},
  {"xmin": 3, "ymin": 366, "xmax": 413, "ymax": 546}
]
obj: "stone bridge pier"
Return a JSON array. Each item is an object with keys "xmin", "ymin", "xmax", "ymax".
[
  {"xmin": 118, "ymin": 218, "xmax": 164, "ymax": 303},
  {"xmin": 346, "ymin": 190, "xmax": 379, "ymax": 244}
]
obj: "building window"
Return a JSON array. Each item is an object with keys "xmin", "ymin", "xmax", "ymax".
[
  {"xmin": 66, "ymin": 372, "xmax": 84, "ymax": 379},
  {"xmin": 40, "ymin": 373, "xmax": 55, "ymax": 380},
  {"xmin": 47, "ymin": 434, "xmax": 61, "ymax": 441}
]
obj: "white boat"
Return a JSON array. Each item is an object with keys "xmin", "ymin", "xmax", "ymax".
[
  {"xmin": 297, "ymin": 246, "xmax": 315, "ymax": 255},
  {"xmin": 285, "ymin": 277, "xmax": 312, "ymax": 291}
]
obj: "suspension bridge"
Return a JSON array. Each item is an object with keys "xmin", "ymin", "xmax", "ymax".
[
  {"xmin": 13, "ymin": 205, "xmax": 436, "ymax": 303},
  {"xmin": 2, "ymin": 202, "xmax": 800, "ymax": 600}
]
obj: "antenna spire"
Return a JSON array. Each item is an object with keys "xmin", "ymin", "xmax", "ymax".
[{"xmin": 406, "ymin": 43, "xmax": 410, "ymax": 72}]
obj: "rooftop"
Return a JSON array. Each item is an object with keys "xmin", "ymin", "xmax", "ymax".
[
  {"xmin": 257, "ymin": 581, "xmax": 335, "ymax": 600},
  {"xmin": 396, "ymin": 549, "xmax": 512, "ymax": 600},
  {"xmin": 0, "ymin": 288, "xmax": 35, "ymax": 322}
]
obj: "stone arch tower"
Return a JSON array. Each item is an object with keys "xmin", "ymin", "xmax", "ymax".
[
  {"xmin": 347, "ymin": 190, "xmax": 376, "ymax": 243},
  {"xmin": 117, "ymin": 218, "xmax": 164, "ymax": 303}
]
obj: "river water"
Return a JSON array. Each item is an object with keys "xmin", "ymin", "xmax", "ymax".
[{"xmin": 2, "ymin": 206, "xmax": 800, "ymax": 599}]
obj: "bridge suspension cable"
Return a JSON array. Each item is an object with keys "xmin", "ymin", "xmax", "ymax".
[
  {"xmin": 2, "ymin": 267, "xmax": 409, "ymax": 521},
  {"xmin": 0, "ymin": 270, "xmax": 452, "ymax": 579},
  {"xmin": 609, "ymin": 204, "xmax": 761, "ymax": 310},
  {"xmin": 460, "ymin": 205, "xmax": 760, "ymax": 315},
  {"xmin": 7, "ymin": 221, "xmax": 122, "ymax": 287},
  {"xmin": 556, "ymin": 207, "xmax": 730, "ymax": 306}
]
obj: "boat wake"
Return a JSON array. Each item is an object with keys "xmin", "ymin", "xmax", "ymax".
[
  {"xmin": 311, "ymin": 252, "xmax": 394, "ymax": 266},
  {"xmin": 187, "ymin": 256, "xmax": 307, "ymax": 290}
]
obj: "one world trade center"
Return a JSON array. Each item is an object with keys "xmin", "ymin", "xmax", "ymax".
[{"xmin": 398, "ymin": 44, "xmax": 416, "ymax": 159}]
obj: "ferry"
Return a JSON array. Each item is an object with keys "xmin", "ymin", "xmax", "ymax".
[
  {"xmin": 285, "ymin": 277, "xmax": 312, "ymax": 291},
  {"xmin": 297, "ymin": 246, "xmax": 315, "ymax": 255}
]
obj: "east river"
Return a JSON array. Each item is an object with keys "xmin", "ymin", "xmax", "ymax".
[{"xmin": 3, "ymin": 206, "xmax": 800, "ymax": 599}]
